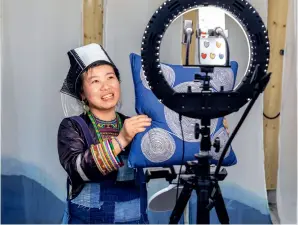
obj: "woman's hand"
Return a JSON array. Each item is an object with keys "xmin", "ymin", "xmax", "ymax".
[{"xmin": 117, "ymin": 115, "xmax": 152, "ymax": 148}]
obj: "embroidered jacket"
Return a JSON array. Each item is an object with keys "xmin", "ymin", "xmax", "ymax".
[
  {"xmin": 57, "ymin": 113, "xmax": 148, "ymax": 223},
  {"xmin": 57, "ymin": 112, "xmax": 136, "ymax": 199}
]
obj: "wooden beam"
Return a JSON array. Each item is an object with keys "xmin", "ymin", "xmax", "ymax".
[
  {"xmin": 264, "ymin": 0, "xmax": 288, "ymax": 190},
  {"xmin": 181, "ymin": 10, "xmax": 198, "ymax": 64},
  {"xmin": 83, "ymin": 0, "xmax": 104, "ymax": 45}
]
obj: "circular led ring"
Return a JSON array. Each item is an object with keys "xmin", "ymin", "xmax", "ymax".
[{"xmin": 141, "ymin": 0, "xmax": 270, "ymax": 119}]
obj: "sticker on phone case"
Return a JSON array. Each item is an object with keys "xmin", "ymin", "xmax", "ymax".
[
  {"xmin": 216, "ymin": 41, "xmax": 222, "ymax": 48},
  {"xmin": 219, "ymin": 53, "xmax": 224, "ymax": 59},
  {"xmin": 210, "ymin": 53, "xmax": 216, "ymax": 59},
  {"xmin": 204, "ymin": 41, "xmax": 210, "ymax": 48},
  {"xmin": 201, "ymin": 53, "xmax": 207, "ymax": 59}
]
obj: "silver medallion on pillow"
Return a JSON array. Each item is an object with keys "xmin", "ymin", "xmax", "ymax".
[
  {"xmin": 141, "ymin": 128, "xmax": 176, "ymax": 163},
  {"xmin": 210, "ymin": 67, "xmax": 235, "ymax": 92},
  {"xmin": 164, "ymin": 82, "xmax": 218, "ymax": 142}
]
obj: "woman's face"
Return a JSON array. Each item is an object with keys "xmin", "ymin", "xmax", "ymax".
[{"xmin": 81, "ymin": 64, "xmax": 120, "ymax": 111}]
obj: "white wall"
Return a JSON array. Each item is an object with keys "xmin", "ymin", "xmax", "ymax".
[
  {"xmin": 1, "ymin": 0, "xmax": 83, "ymax": 201},
  {"xmin": 277, "ymin": 0, "xmax": 297, "ymax": 223}
]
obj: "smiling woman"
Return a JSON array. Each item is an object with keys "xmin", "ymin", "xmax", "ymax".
[
  {"xmin": 79, "ymin": 61, "xmax": 121, "ymax": 119},
  {"xmin": 58, "ymin": 43, "xmax": 151, "ymax": 224}
]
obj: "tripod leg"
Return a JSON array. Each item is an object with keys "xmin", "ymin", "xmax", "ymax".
[
  {"xmin": 169, "ymin": 181, "xmax": 193, "ymax": 224},
  {"xmin": 196, "ymin": 180, "xmax": 210, "ymax": 224},
  {"xmin": 214, "ymin": 183, "xmax": 229, "ymax": 224}
]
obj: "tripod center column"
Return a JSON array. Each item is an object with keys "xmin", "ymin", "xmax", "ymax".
[{"xmin": 200, "ymin": 118, "xmax": 211, "ymax": 154}]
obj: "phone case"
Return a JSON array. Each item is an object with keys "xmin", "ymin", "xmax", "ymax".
[{"xmin": 198, "ymin": 36, "xmax": 227, "ymax": 66}]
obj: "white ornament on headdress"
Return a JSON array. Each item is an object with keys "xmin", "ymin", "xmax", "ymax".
[
  {"xmin": 74, "ymin": 43, "xmax": 112, "ymax": 66},
  {"xmin": 61, "ymin": 94, "xmax": 83, "ymax": 117}
]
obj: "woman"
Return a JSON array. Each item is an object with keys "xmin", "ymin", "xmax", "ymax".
[{"xmin": 58, "ymin": 43, "xmax": 151, "ymax": 224}]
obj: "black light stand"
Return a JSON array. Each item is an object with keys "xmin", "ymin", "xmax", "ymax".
[
  {"xmin": 141, "ymin": 1, "xmax": 271, "ymax": 224},
  {"xmin": 166, "ymin": 64, "xmax": 271, "ymax": 224},
  {"xmin": 168, "ymin": 66, "xmax": 230, "ymax": 224},
  {"xmin": 167, "ymin": 28, "xmax": 231, "ymax": 224},
  {"xmin": 144, "ymin": 23, "xmax": 271, "ymax": 223},
  {"xmin": 145, "ymin": 65, "xmax": 271, "ymax": 224}
]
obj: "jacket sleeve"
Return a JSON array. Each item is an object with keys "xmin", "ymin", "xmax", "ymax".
[{"xmin": 57, "ymin": 118, "xmax": 123, "ymax": 183}]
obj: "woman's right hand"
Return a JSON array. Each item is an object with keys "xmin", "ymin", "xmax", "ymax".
[{"xmin": 117, "ymin": 115, "xmax": 152, "ymax": 148}]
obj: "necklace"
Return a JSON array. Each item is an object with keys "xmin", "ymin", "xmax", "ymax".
[{"xmin": 87, "ymin": 111, "xmax": 122, "ymax": 143}]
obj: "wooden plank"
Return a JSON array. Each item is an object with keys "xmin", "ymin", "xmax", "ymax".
[
  {"xmin": 264, "ymin": 0, "xmax": 288, "ymax": 190},
  {"xmin": 83, "ymin": 0, "xmax": 104, "ymax": 45},
  {"xmin": 181, "ymin": 10, "xmax": 198, "ymax": 65}
]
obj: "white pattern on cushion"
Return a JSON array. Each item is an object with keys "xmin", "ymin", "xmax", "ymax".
[
  {"xmin": 141, "ymin": 128, "xmax": 176, "ymax": 163},
  {"xmin": 210, "ymin": 67, "xmax": 235, "ymax": 91},
  {"xmin": 140, "ymin": 64, "xmax": 175, "ymax": 90},
  {"xmin": 164, "ymin": 81, "xmax": 218, "ymax": 142}
]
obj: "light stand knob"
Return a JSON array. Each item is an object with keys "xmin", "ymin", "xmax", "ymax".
[
  {"xmin": 213, "ymin": 137, "xmax": 221, "ymax": 153},
  {"xmin": 195, "ymin": 123, "xmax": 200, "ymax": 139}
]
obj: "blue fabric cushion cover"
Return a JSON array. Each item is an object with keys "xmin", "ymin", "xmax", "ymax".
[{"xmin": 128, "ymin": 53, "xmax": 238, "ymax": 168}]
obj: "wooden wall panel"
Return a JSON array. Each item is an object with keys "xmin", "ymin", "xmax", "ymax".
[
  {"xmin": 181, "ymin": 10, "xmax": 198, "ymax": 65},
  {"xmin": 83, "ymin": 0, "xmax": 104, "ymax": 45},
  {"xmin": 264, "ymin": 0, "xmax": 288, "ymax": 189}
]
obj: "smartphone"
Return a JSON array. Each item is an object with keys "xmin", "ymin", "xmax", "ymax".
[{"xmin": 198, "ymin": 32, "xmax": 227, "ymax": 66}]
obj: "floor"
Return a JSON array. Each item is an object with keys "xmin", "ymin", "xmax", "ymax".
[{"xmin": 268, "ymin": 190, "xmax": 280, "ymax": 224}]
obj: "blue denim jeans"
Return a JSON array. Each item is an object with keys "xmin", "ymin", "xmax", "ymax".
[{"xmin": 62, "ymin": 180, "xmax": 148, "ymax": 224}]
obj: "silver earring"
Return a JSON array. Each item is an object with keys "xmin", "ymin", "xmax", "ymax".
[
  {"xmin": 116, "ymin": 100, "xmax": 122, "ymax": 111},
  {"xmin": 82, "ymin": 100, "xmax": 89, "ymax": 114}
]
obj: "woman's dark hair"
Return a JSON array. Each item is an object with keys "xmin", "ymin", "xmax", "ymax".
[{"xmin": 75, "ymin": 60, "xmax": 120, "ymax": 101}]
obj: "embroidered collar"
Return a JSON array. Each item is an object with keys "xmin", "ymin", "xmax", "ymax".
[
  {"xmin": 87, "ymin": 111, "xmax": 122, "ymax": 143},
  {"xmin": 95, "ymin": 117, "xmax": 119, "ymax": 129}
]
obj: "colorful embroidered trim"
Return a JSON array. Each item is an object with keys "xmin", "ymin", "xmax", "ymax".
[
  {"xmin": 90, "ymin": 140, "xmax": 123, "ymax": 175},
  {"xmin": 98, "ymin": 142, "xmax": 114, "ymax": 172},
  {"xmin": 87, "ymin": 111, "xmax": 124, "ymax": 175},
  {"xmin": 108, "ymin": 139, "xmax": 123, "ymax": 165},
  {"xmin": 87, "ymin": 111, "xmax": 122, "ymax": 143},
  {"xmin": 90, "ymin": 144, "xmax": 108, "ymax": 175}
]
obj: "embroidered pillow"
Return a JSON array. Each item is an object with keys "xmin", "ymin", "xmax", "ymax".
[{"xmin": 128, "ymin": 53, "xmax": 238, "ymax": 168}]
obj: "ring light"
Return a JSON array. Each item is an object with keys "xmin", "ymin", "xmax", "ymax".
[
  {"xmin": 140, "ymin": 0, "xmax": 272, "ymax": 224},
  {"xmin": 140, "ymin": 0, "xmax": 270, "ymax": 119}
]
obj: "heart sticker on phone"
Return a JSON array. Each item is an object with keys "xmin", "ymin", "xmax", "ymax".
[
  {"xmin": 204, "ymin": 41, "xmax": 210, "ymax": 48},
  {"xmin": 216, "ymin": 42, "xmax": 222, "ymax": 48},
  {"xmin": 201, "ymin": 53, "xmax": 207, "ymax": 59},
  {"xmin": 210, "ymin": 53, "xmax": 216, "ymax": 59},
  {"xmin": 219, "ymin": 53, "xmax": 224, "ymax": 59}
]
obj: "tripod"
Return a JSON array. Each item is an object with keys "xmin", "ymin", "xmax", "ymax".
[
  {"xmin": 168, "ymin": 65, "xmax": 271, "ymax": 224},
  {"xmin": 169, "ymin": 67, "xmax": 229, "ymax": 224},
  {"xmin": 169, "ymin": 119, "xmax": 229, "ymax": 224}
]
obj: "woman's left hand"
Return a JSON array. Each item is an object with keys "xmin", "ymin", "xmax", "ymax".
[{"xmin": 117, "ymin": 115, "xmax": 152, "ymax": 148}]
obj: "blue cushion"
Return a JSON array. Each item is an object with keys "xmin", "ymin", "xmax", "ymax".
[{"xmin": 128, "ymin": 53, "xmax": 238, "ymax": 168}]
